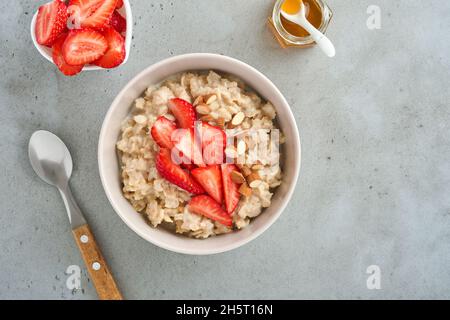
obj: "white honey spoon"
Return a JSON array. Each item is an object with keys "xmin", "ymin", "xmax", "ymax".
[{"xmin": 281, "ymin": 1, "xmax": 335, "ymax": 57}]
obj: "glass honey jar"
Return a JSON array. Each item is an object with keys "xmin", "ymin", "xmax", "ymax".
[{"xmin": 268, "ymin": 0, "xmax": 333, "ymax": 48}]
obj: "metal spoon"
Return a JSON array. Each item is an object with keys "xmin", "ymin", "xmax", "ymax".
[{"xmin": 28, "ymin": 130, "xmax": 122, "ymax": 300}]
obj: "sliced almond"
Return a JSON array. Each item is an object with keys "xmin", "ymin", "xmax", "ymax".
[
  {"xmin": 231, "ymin": 111, "xmax": 245, "ymax": 126},
  {"xmin": 239, "ymin": 165, "xmax": 252, "ymax": 177},
  {"xmin": 269, "ymin": 181, "xmax": 282, "ymax": 188},
  {"xmin": 247, "ymin": 172, "xmax": 261, "ymax": 184},
  {"xmin": 196, "ymin": 104, "xmax": 210, "ymax": 115},
  {"xmin": 208, "ymin": 101, "xmax": 219, "ymax": 111},
  {"xmin": 200, "ymin": 115, "xmax": 214, "ymax": 122},
  {"xmin": 249, "ymin": 179, "xmax": 262, "ymax": 188},
  {"xmin": 193, "ymin": 95, "xmax": 204, "ymax": 106},
  {"xmin": 238, "ymin": 183, "xmax": 252, "ymax": 197},
  {"xmin": 231, "ymin": 171, "xmax": 246, "ymax": 184},
  {"xmin": 133, "ymin": 114, "xmax": 147, "ymax": 124},
  {"xmin": 204, "ymin": 94, "xmax": 217, "ymax": 105},
  {"xmin": 252, "ymin": 164, "xmax": 264, "ymax": 170}
]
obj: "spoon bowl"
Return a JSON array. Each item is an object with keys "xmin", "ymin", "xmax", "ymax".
[
  {"xmin": 28, "ymin": 130, "xmax": 72, "ymax": 187},
  {"xmin": 28, "ymin": 130, "xmax": 85, "ymax": 227}
]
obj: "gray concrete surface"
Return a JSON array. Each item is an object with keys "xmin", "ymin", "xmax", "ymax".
[{"xmin": 1, "ymin": 0, "xmax": 450, "ymax": 299}]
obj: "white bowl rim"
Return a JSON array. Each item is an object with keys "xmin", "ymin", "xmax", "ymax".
[
  {"xmin": 98, "ymin": 53, "xmax": 301, "ymax": 255},
  {"xmin": 30, "ymin": 0, "xmax": 133, "ymax": 71}
]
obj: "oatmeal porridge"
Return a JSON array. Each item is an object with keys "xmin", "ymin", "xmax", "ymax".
[{"xmin": 116, "ymin": 71, "xmax": 284, "ymax": 239}]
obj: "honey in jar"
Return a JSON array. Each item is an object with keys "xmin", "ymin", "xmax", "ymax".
[
  {"xmin": 268, "ymin": 0, "xmax": 333, "ymax": 48},
  {"xmin": 280, "ymin": 0, "xmax": 323, "ymax": 38}
]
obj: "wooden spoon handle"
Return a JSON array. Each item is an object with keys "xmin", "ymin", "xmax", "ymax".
[{"xmin": 72, "ymin": 224, "xmax": 123, "ymax": 300}]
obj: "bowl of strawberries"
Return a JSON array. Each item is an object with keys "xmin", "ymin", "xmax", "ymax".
[
  {"xmin": 98, "ymin": 53, "xmax": 301, "ymax": 255},
  {"xmin": 31, "ymin": 0, "xmax": 132, "ymax": 76}
]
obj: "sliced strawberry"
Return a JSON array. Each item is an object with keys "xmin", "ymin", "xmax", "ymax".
[
  {"xmin": 67, "ymin": 0, "xmax": 103, "ymax": 27},
  {"xmin": 52, "ymin": 33, "xmax": 84, "ymax": 76},
  {"xmin": 221, "ymin": 164, "xmax": 241, "ymax": 214},
  {"xmin": 109, "ymin": 10, "xmax": 126, "ymax": 33},
  {"xmin": 68, "ymin": 0, "xmax": 103, "ymax": 15},
  {"xmin": 150, "ymin": 116, "xmax": 176, "ymax": 149},
  {"xmin": 171, "ymin": 128, "xmax": 205, "ymax": 166},
  {"xmin": 191, "ymin": 166, "xmax": 223, "ymax": 204},
  {"xmin": 168, "ymin": 98, "xmax": 197, "ymax": 129},
  {"xmin": 189, "ymin": 195, "xmax": 232, "ymax": 227},
  {"xmin": 69, "ymin": 0, "xmax": 103, "ymax": 8},
  {"xmin": 116, "ymin": 0, "xmax": 124, "ymax": 9},
  {"xmin": 35, "ymin": 0, "xmax": 68, "ymax": 46},
  {"xmin": 62, "ymin": 28, "xmax": 108, "ymax": 65},
  {"xmin": 201, "ymin": 122, "xmax": 226, "ymax": 165},
  {"xmin": 92, "ymin": 27, "xmax": 125, "ymax": 68},
  {"xmin": 78, "ymin": 0, "xmax": 117, "ymax": 29},
  {"xmin": 156, "ymin": 148, "xmax": 205, "ymax": 195}
]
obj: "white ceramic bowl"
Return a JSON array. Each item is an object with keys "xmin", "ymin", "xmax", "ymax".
[
  {"xmin": 30, "ymin": 0, "xmax": 133, "ymax": 71},
  {"xmin": 98, "ymin": 53, "xmax": 301, "ymax": 255}
]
